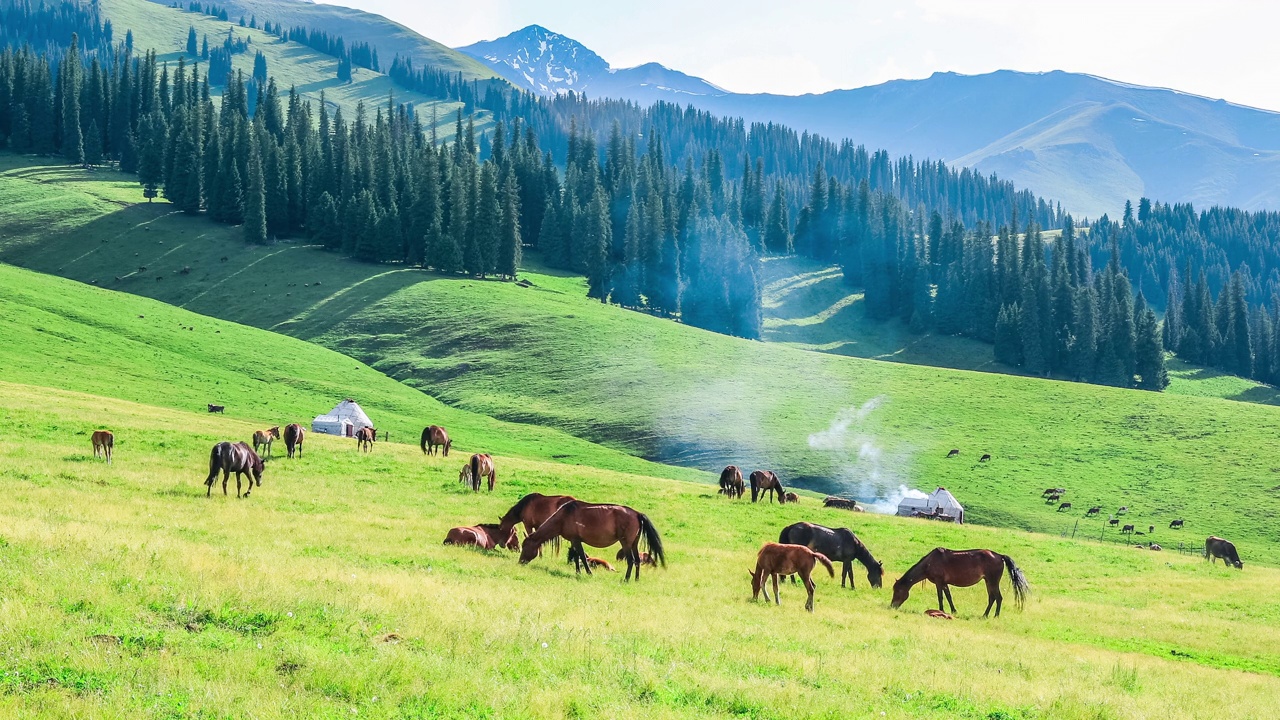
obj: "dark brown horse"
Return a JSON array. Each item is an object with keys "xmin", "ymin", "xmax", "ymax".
[
  {"xmin": 498, "ymin": 493, "xmax": 575, "ymax": 556},
  {"xmin": 778, "ymin": 522, "xmax": 883, "ymax": 589},
  {"xmin": 421, "ymin": 425, "xmax": 451, "ymax": 456},
  {"xmin": 443, "ymin": 523, "xmax": 519, "ymax": 551},
  {"xmin": 460, "ymin": 453, "xmax": 496, "ymax": 492},
  {"xmin": 252, "ymin": 426, "xmax": 280, "ymax": 457},
  {"xmin": 750, "ymin": 470, "xmax": 785, "ymax": 504},
  {"xmin": 519, "ymin": 501, "xmax": 665, "ymax": 581},
  {"xmin": 283, "ymin": 423, "xmax": 305, "ymax": 458},
  {"xmin": 355, "ymin": 427, "xmax": 376, "ymax": 452},
  {"xmin": 91, "ymin": 430, "xmax": 114, "ymax": 464},
  {"xmin": 749, "ymin": 543, "xmax": 834, "ymax": 612},
  {"xmin": 719, "ymin": 465, "xmax": 744, "ymax": 499},
  {"xmin": 204, "ymin": 441, "xmax": 264, "ymax": 498},
  {"xmin": 1205, "ymin": 536, "xmax": 1243, "ymax": 568},
  {"xmin": 891, "ymin": 548, "xmax": 1028, "ymax": 617}
]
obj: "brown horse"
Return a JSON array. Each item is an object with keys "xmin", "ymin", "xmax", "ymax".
[
  {"xmin": 719, "ymin": 465, "xmax": 744, "ymax": 499},
  {"xmin": 252, "ymin": 426, "xmax": 280, "ymax": 458},
  {"xmin": 443, "ymin": 523, "xmax": 519, "ymax": 551},
  {"xmin": 460, "ymin": 453, "xmax": 496, "ymax": 491},
  {"xmin": 91, "ymin": 430, "xmax": 114, "ymax": 464},
  {"xmin": 283, "ymin": 423, "xmax": 305, "ymax": 458},
  {"xmin": 749, "ymin": 470, "xmax": 785, "ymax": 504},
  {"xmin": 520, "ymin": 501, "xmax": 665, "ymax": 581},
  {"xmin": 749, "ymin": 543, "xmax": 834, "ymax": 612},
  {"xmin": 498, "ymin": 493, "xmax": 575, "ymax": 556},
  {"xmin": 585, "ymin": 557, "xmax": 617, "ymax": 572},
  {"xmin": 1205, "ymin": 536, "xmax": 1243, "ymax": 568},
  {"xmin": 891, "ymin": 548, "xmax": 1029, "ymax": 617},
  {"xmin": 783, "ymin": 492, "xmax": 799, "ymax": 504},
  {"xmin": 421, "ymin": 425, "xmax": 451, "ymax": 456},
  {"xmin": 204, "ymin": 441, "xmax": 264, "ymax": 498},
  {"xmin": 355, "ymin": 427, "xmax": 376, "ymax": 452}
]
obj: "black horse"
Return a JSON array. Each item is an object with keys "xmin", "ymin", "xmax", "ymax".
[{"xmin": 778, "ymin": 521, "xmax": 884, "ymax": 589}]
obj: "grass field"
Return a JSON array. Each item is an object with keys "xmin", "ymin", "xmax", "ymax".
[
  {"xmin": 98, "ymin": 0, "xmax": 493, "ymax": 134},
  {"xmin": 4, "ymin": 158, "xmax": 1280, "ymax": 560},
  {"xmin": 2, "ymin": 379, "xmax": 1280, "ymax": 719}
]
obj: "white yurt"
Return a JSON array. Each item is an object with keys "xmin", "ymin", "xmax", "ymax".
[
  {"xmin": 897, "ymin": 487, "xmax": 965, "ymax": 524},
  {"xmin": 312, "ymin": 399, "xmax": 374, "ymax": 437}
]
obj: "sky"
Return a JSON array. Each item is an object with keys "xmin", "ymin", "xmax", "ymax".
[{"xmin": 318, "ymin": 0, "xmax": 1280, "ymax": 111}]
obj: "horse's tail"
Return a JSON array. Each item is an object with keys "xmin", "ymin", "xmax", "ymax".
[
  {"xmin": 778, "ymin": 524, "xmax": 794, "ymax": 544},
  {"xmin": 813, "ymin": 551, "xmax": 835, "ymax": 578},
  {"xmin": 470, "ymin": 454, "xmax": 481, "ymax": 489},
  {"xmin": 420, "ymin": 428, "xmax": 429, "ymax": 454},
  {"xmin": 205, "ymin": 443, "xmax": 223, "ymax": 485},
  {"xmin": 1001, "ymin": 554, "xmax": 1030, "ymax": 610},
  {"xmin": 637, "ymin": 512, "xmax": 666, "ymax": 568}
]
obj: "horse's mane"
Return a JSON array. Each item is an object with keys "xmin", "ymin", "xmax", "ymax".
[
  {"xmin": 501, "ymin": 493, "xmax": 544, "ymax": 523},
  {"xmin": 894, "ymin": 550, "xmax": 934, "ymax": 588}
]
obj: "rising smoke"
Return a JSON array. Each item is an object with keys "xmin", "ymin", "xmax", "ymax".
[{"xmin": 806, "ymin": 395, "xmax": 926, "ymax": 514}]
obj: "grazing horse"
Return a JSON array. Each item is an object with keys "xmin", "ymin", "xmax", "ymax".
[
  {"xmin": 1085, "ymin": 506, "xmax": 1101, "ymax": 517},
  {"xmin": 823, "ymin": 496, "xmax": 864, "ymax": 512},
  {"xmin": 1169, "ymin": 519, "xmax": 1185, "ymax": 529},
  {"xmin": 749, "ymin": 543, "xmax": 834, "ymax": 612},
  {"xmin": 498, "ymin": 493, "xmax": 575, "ymax": 556},
  {"xmin": 207, "ymin": 404, "xmax": 225, "ymax": 414},
  {"xmin": 443, "ymin": 523, "xmax": 519, "ymax": 551},
  {"xmin": 946, "ymin": 449, "xmax": 960, "ymax": 458},
  {"xmin": 1045, "ymin": 493, "xmax": 1061, "ymax": 504},
  {"xmin": 519, "ymin": 501, "xmax": 665, "ymax": 581},
  {"xmin": 783, "ymin": 492, "xmax": 799, "ymax": 504},
  {"xmin": 421, "ymin": 425, "xmax": 452, "ymax": 456},
  {"xmin": 718, "ymin": 465, "xmax": 744, "ymax": 499},
  {"xmin": 891, "ymin": 548, "xmax": 1029, "ymax": 618},
  {"xmin": 749, "ymin": 470, "xmax": 785, "ymax": 504},
  {"xmin": 91, "ymin": 430, "xmax": 114, "ymax": 464},
  {"xmin": 283, "ymin": 423, "xmax": 305, "ymax": 458},
  {"xmin": 252, "ymin": 426, "xmax": 280, "ymax": 458},
  {"xmin": 1057, "ymin": 502, "xmax": 1072, "ymax": 512},
  {"xmin": 1205, "ymin": 536, "xmax": 1243, "ymax": 569},
  {"xmin": 1121, "ymin": 524, "xmax": 1135, "ymax": 535},
  {"xmin": 460, "ymin": 453, "xmax": 496, "ymax": 492},
  {"xmin": 204, "ymin": 441, "xmax": 264, "ymax": 498},
  {"xmin": 355, "ymin": 427, "xmax": 376, "ymax": 452},
  {"xmin": 778, "ymin": 522, "xmax": 883, "ymax": 589}
]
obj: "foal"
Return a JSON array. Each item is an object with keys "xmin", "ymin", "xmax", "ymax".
[{"xmin": 749, "ymin": 543, "xmax": 834, "ymax": 612}]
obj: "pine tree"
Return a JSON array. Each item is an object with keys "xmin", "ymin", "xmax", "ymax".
[
  {"xmin": 310, "ymin": 191, "xmax": 340, "ymax": 249},
  {"xmin": 242, "ymin": 125, "xmax": 268, "ymax": 244},
  {"xmin": 994, "ymin": 303, "xmax": 1022, "ymax": 366},
  {"xmin": 498, "ymin": 172, "xmax": 521, "ymax": 280},
  {"xmin": 187, "ymin": 27, "xmax": 198, "ymax": 57},
  {"xmin": 1134, "ymin": 301, "xmax": 1169, "ymax": 390},
  {"xmin": 1071, "ymin": 286, "xmax": 1098, "ymax": 381},
  {"xmin": 352, "ymin": 189, "xmax": 380, "ymax": 261},
  {"xmin": 136, "ymin": 112, "xmax": 167, "ymax": 200},
  {"xmin": 584, "ymin": 187, "xmax": 612, "ymax": 300},
  {"xmin": 83, "ymin": 119, "xmax": 103, "ymax": 166},
  {"xmin": 764, "ymin": 180, "xmax": 789, "ymax": 254},
  {"xmin": 61, "ymin": 35, "xmax": 84, "ymax": 165}
]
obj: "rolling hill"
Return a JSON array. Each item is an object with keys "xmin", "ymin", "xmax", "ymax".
[
  {"xmin": 459, "ymin": 26, "xmax": 1280, "ymax": 218},
  {"xmin": 5, "ymin": 156, "xmax": 1280, "ymax": 560}
]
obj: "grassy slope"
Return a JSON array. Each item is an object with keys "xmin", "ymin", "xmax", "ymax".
[
  {"xmin": 99, "ymin": 0, "xmax": 486, "ymax": 134},
  {"xmin": 2, "ymin": 380, "xmax": 1280, "ymax": 719},
  {"xmin": 3, "ymin": 159, "xmax": 1280, "ymax": 560},
  {"xmin": 0, "ymin": 260, "xmax": 698, "ymax": 481}
]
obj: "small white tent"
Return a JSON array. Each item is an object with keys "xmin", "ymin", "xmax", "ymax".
[
  {"xmin": 312, "ymin": 399, "xmax": 374, "ymax": 437},
  {"xmin": 897, "ymin": 487, "xmax": 965, "ymax": 524}
]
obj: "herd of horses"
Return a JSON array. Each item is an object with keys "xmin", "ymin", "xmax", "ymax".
[{"xmin": 84, "ymin": 418, "xmax": 1249, "ymax": 618}]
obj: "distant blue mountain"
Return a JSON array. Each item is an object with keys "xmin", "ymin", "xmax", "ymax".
[{"xmin": 459, "ymin": 28, "xmax": 1280, "ymax": 218}]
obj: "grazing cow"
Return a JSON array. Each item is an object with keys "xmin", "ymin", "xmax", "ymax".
[
  {"xmin": 207, "ymin": 404, "xmax": 225, "ymax": 414},
  {"xmin": 1205, "ymin": 536, "xmax": 1243, "ymax": 569},
  {"xmin": 1045, "ymin": 493, "xmax": 1061, "ymax": 504},
  {"xmin": 783, "ymin": 492, "xmax": 799, "ymax": 504},
  {"xmin": 1041, "ymin": 488, "xmax": 1057, "ymax": 497},
  {"xmin": 1169, "ymin": 519, "xmax": 1185, "ymax": 529},
  {"xmin": 1057, "ymin": 502, "xmax": 1072, "ymax": 512},
  {"xmin": 1109, "ymin": 518, "xmax": 1120, "ymax": 526},
  {"xmin": 91, "ymin": 430, "xmax": 114, "ymax": 464},
  {"xmin": 1085, "ymin": 506, "xmax": 1101, "ymax": 517},
  {"xmin": 718, "ymin": 465, "xmax": 745, "ymax": 499},
  {"xmin": 283, "ymin": 424, "xmax": 305, "ymax": 459},
  {"xmin": 1121, "ymin": 524, "xmax": 1135, "ymax": 535},
  {"xmin": 1149, "ymin": 543, "xmax": 1162, "ymax": 551},
  {"xmin": 1117, "ymin": 506, "xmax": 1129, "ymax": 515},
  {"xmin": 355, "ymin": 427, "xmax": 376, "ymax": 452},
  {"xmin": 979, "ymin": 454, "xmax": 992, "ymax": 462},
  {"xmin": 252, "ymin": 426, "xmax": 280, "ymax": 458},
  {"xmin": 946, "ymin": 449, "xmax": 960, "ymax": 458},
  {"xmin": 749, "ymin": 543, "xmax": 835, "ymax": 612},
  {"xmin": 1148, "ymin": 525, "xmax": 1155, "ymax": 534}
]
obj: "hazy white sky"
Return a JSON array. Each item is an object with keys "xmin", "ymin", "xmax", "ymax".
[{"xmin": 321, "ymin": 0, "xmax": 1280, "ymax": 110}]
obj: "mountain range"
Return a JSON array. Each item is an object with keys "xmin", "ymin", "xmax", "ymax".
[{"xmin": 460, "ymin": 26, "xmax": 1280, "ymax": 219}]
